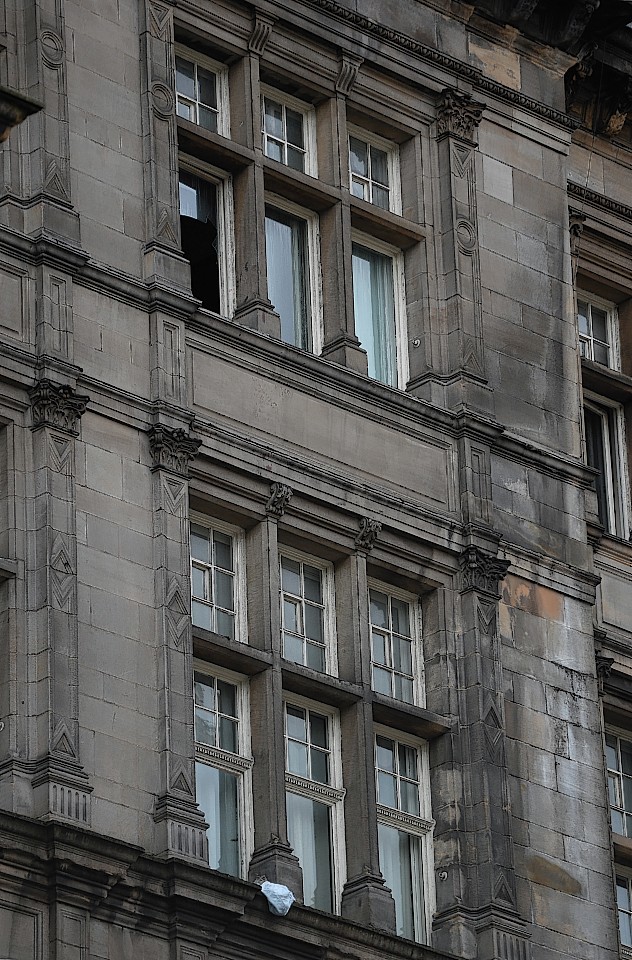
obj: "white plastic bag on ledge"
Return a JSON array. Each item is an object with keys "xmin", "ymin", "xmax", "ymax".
[{"xmin": 260, "ymin": 880, "xmax": 295, "ymax": 916}]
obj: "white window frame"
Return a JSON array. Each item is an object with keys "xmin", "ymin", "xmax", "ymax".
[
  {"xmin": 261, "ymin": 85, "xmax": 318, "ymax": 178},
  {"xmin": 265, "ymin": 192, "xmax": 323, "ymax": 354},
  {"xmin": 175, "ymin": 44, "xmax": 230, "ymax": 138},
  {"xmin": 351, "ymin": 229, "xmax": 408, "ymax": 389},
  {"xmin": 577, "ymin": 290, "xmax": 619, "ymax": 371},
  {"xmin": 583, "ymin": 392, "xmax": 630, "ymax": 539},
  {"xmin": 193, "ymin": 661, "xmax": 254, "ymax": 879},
  {"xmin": 190, "ymin": 511, "xmax": 248, "ymax": 643},
  {"xmin": 606, "ymin": 724, "xmax": 632, "ymax": 837},
  {"xmin": 374, "ymin": 724, "xmax": 435, "ymax": 944},
  {"xmin": 615, "ymin": 865, "xmax": 632, "ymax": 957},
  {"xmin": 283, "ymin": 692, "xmax": 347, "ymax": 913},
  {"xmin": 179, "ymin": 154, "xmax": 236, "ymax": 318},
  {"xmin": 279, "ymin": 545, "xmax": 338, "ymax": 676},
  {"xmin": 347, "ymin": 123, "xmax": 401, "ymax": 215},
  {"xmin": 367, "ymin": 578, "xmax": 423, "ymax": 707}
]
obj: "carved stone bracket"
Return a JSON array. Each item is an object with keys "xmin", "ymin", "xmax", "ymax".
[
  {"xmin": 148, "ymin": 425, "xmax": 201, "ymax": 477},
  {"xmin": 437, "ymin": 88, "xmax": 484, "ymax": 142},
  {"xmin": 265, "ymin": 482, "xmax": 293, "ymax": 518},
  {"xmin": 596, "ymin": 653, "xmax": 615, "ymax": 697},
  {"xmin": 336, "ymin": 53, "xmax": 363, "ymax": 96},
  {"xmin": 30, "ymin": 380, "xmax": 89, "ymax": 435},
  {"xmin": 354, "ymin": 517, "xmax": 382, "ymax": 552},
  {"xmin": 569, "ymin": 208, "xmax": 586, "ymax": 258},
  {"xmin": 249, "ymin": 12, "xmax": 276, "ymax": 55},
  {"xmin": 459, "ymin": 546, "xmax": 510, "ymax": 597}
]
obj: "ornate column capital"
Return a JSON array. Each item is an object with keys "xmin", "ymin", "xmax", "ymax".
[
  {"xmin": 29, "ymin": 379, "xmax": 89, "ymax": 435},
  {"xmin": 354, "ymin": 517, "xmax": 382, "ymax": 552},
  {"xmin": 437, "ymin": 88, "xmax": 484, "ymax": 141},
  {"xmin": 265, "ymin": 481, "xmax": 293, "ymax": 518},
  {"xmin": 459, "ymin": 545, "xmax": 510, "ymax": 596},
  {"xmin": 148, "ymin": 424, "xmax": 201, "ymax": 477}
]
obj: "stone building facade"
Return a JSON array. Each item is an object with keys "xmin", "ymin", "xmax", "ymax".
[{"xmin": 0, "ymin": 1, "xmax": 632, "ymax": 958}]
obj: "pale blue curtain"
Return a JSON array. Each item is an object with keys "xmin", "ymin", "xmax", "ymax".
[
  {"xmin": 286, "ymin": 792, "xmax": 333, "ymax": 911},
  {"xmin": 352, "ymin": 243, "xmax": 396, "ymax": 386}
]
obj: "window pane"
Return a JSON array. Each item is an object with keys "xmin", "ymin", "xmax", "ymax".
[
  {"xmin": 400, "ymin": 780, "xmax": 420, "ymax": 816},
  {"xmin": 191, "ymin": 524, "xmax": 210, "ymax": 562},
  {"xmin": 287, "ymin": 793, "xmax": 333, "ymax": 912},
  {"xmin": 373, "ymin": 665, "xmax": 392, "ymax": 697},
  {"xmin": 606, "ymin": 734, "xmax": 618, "ymax": 769},
  {"xmin": 266, "ymin": 211, "xmax": 310, "ymax": 349},
  {"xmin": 372, "ymin": 631, "xmax": 388, "ymax": 665},
  {"xmin": 283, "ymin": 631, "xmax": 304, "ymax": 664},
  {"xmin": 376, "ymin": 736, "xmax": 395, "ymax": 771},
  {"xmin": 215, "ymin": 570, "xmax": 234, "ymax": 611},
  {"xmin": 195, "ymin": 710, "xmax": 217, "ymax": 746},
  {"xmin": 624, "ymin": 777, "xmax": 632, "ymax": 815},
  {"xmin": 311, "ymin": 748, "xmax": 329, "ymax": 784},
  {"xmin": 281, "ymin": 557, "xmax": 302, "ymax": 595},
  {"xmin": 612, "ymin": 808, "xmax": 625, "ymax": 834},
  {"xmin": 286, "ymin": 108, "xmax": 304, "ymax": 148},
  {"xmin": 215, "ymin": 609, "xmax": 235, "ymax": 640},
  {"xmin": 349, "ymin": 136, "xmax": 368, "ymax": 177},
  {"xmin": 398, "ymin": 743, "xmax": 418, "ymax": 781},
  {"xmin": 197, "ymin": 67, "xmax": 217, "ymax": 108},
  {"xmin": 351, "ymin": 176, "xmax": 368, "ymax": 200},
  {"xmin": 197, "ymin": 104, "xmax": 218, "ymax": 132},
  {"xmin": 196, "ymin": 762, "xmax": 240, "ymax": 876},
  {"xmin": 373, "ymin": 184, "xmax": 390, "ymax": 210},
  {"xmin": 194, "ymin": 674, "xmax": 215, "ymax": 709},
  {"xmin": 620, "ymin": 908, "xmax": 632, "ymax": 948},
  {"xmin": 216, "ymin": 680, "xmax": 236, "ymax": 717},
  {"xmin": 288, "ymin": 740, "xmax": 309, "ymax": 777},
  {"xmin": 284, "ymin": 598, "xmax": 301, "ymax": 634},
  {"xmin": 370, "ymin": 591, "xmax": 389, "ymax": 628},
  {"xmin": 377, "ymin": 770, "xmax": 397, "ymax": 808},
  {"xmin": 593, "ymin": 342, "xmax": 609, "ymax": 365},
  {"xmin": 310, "ymin": 713, "xmax": 328, "ymax": 749},
  {"xmin": 353, "ymin": 244, "xmax": 397, "ymax": 386},
  {"xmin": 191, "ymin": 565, "xmax": 206, "ymax": 600},
  {"xmin": 622, "ymin": 742, "xmax": 632, "ymax": 777},
  {"xmin": 265, "ymin": 138, "xmax": 283, "ymax": 163},
  {"xmin": 287, "ymin": 145, "xmax": 305, "ymax": 171},
  {"xmin": 219, "ymin": 716, "xmax": 238, "ymax": 753},
  {"xmin": 192, "ymin": 600, "xmax": 212, "ymax": 630},
  {"xmin": 370, "ymin": 146, "xmax": 389, "ymax": 185},
  {"xmin": 391, "ymin": 598, "xmax": 411, "ymax": 637},
  {"xmin": 584, "ymin": 406, "xmax": 610, "ymax": 530},
  {"xmin": 286, "ymin": 705, "xmax": 307, "ymax": 741},
  {"xmin": 305, "ymin": 604, "xmax": 324, "ymax": 642},
  {"xmin": 617, "ymin": 876, "xmax": 631, "ymax": 910},
  {"xmin": 175, "ymin": 57, "xmax": 196, "ymax": 98},
  {"xmin": 378, "ymin": 824, "xmax": 416, "ymax": 940},
  {"xmin": 394, "ymin": 674, "xmax": 414, "ymax": 704},
  {"xmin": 306, "ymin": 642, "xmax": 326, "ymax": 672},
  {"xmin": 608, "ymin": 773, "xmax": 618, "ymax": 806},
  {"xmin": 264, "ymin": 98, "xmax": 284, "ymax": 137},
  {"xmin": 591, "ymin": 307, "xmax": 608, "ymax": 341},
  {"xmin": 577, "ymin": 300, "xmax": 589, "ymax": 334},
  {"xmin": 303, "ymin": 565, "xmax": 323, "ymax": 602},
  {"xmin": 393, "ymin": 635, "xmax": 412, "ymax": 675},
  {"xmin": 213, "ymin": 532, "xmax": 233, "ymax": 570}
]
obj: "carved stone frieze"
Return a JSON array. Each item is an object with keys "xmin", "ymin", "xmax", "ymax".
[
  {"xmin": 460, "ymin": 546, "xmax": 510, "ymax": 596},
  {"xmin": 568, "ymin": 181, "xmax": 632, "ymax": 224},
  {"xmin": 437, "ymin": 89, "xmax": 484, "ymax": 141},
  {"xmin": 354, "ymin": 517, "xmax": 382, "ymax": 552},
  {"xmin": 148, "ymin": 425, "xmax": 201, "ymax": 477},
  {"xmin": 30, "ymin": 380, "xmax": 89, "ymax": 435},
  {"xmin": 265, "ymin": 482, "xmax": 293, "ymax": 517}
]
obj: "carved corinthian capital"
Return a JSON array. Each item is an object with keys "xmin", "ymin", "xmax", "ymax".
[
  {"xmin": 437, "ymin": 88, "xmax": 484, "ymax": 141},
  {"xmin": 30, "ymin": 379, "xmax": 89, "ymax": 435},
  {"xmin": 459, "ymin": 545, "xmax": 510, "ymax": 595},
  {"xmin": 149, "ymin": 425, "xmax": 201, "ymax": 477}
]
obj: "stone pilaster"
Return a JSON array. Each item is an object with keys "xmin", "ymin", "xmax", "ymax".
[
  {"xmin": 434, "ymin": 545, "xmax": 530, "ymax": 960},
  {"xmin": 149, "ymin": 423, "xmax": 209, "ymax": 863},
  {"xmin": 413, "ymin": 88, "xmax": 491, "ymax": 415},
  {"xmin": 140, "ymin": 0, "xmax": 191, "ymax": 289},
  {"xmin": 26, "ymin": 379, "xmax": 92, "ymax": 824}
]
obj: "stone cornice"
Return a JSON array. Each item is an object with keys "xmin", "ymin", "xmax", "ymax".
[
  {"xmin": 567, "ymin": 180, "xmax": 632, "ymax": 224},
  {"xmin": 304, "ymin": 0, "xmax": 579, "ymax": 129}
]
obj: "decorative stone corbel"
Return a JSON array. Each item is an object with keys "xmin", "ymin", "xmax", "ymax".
[
  {"xmin": 569, "ymin": 208, "xmax": 586, "ymax": 259},
  {"xmin": 249, "ymin": 12, "xmax": 276, "ymax": 56},
  {"xmin": 265, "ymin": 482, "xmax": 293, "ymax": 518},
  {"xmin": 354, "ymin": 517, "xmax": 382, "ymax": 552},
  {"xmin": 335, "ymin": 53, "xmax": 363, "ymax": 96}
]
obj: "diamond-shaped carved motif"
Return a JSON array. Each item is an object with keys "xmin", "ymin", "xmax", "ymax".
[{"xmin": 165, "ymin": 577, "xmax": 189, "ymax": 647}]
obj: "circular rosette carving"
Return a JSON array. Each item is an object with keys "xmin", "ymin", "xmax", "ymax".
[
  {"xmin": 40, "ymin": 29, "xmax": 65, "ymax": 68},
  {"xmin": 150, "ymin": 81, "xmax": 175, "ymax": 119},
  {"xmin": 456, "ymin": 218, "xmax": 477, "ymax": 253}
]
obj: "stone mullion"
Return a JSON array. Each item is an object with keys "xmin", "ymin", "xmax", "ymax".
[
  {"xmin": 26, "ymin": 380, "xmax": 91, "ymax": 825},
  {"xmin": 454, "ymin": 547, "xmax": 531, "ymax": 960},
  {"xmin": 149, "ymin": 424, "xmax": 208, "ymax": 863},
  {"xmin": 247, "ymin": 497, "xmax": 303, "ymax": 895}
]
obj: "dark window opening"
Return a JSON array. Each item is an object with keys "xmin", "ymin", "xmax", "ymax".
[{"xmin": 179, "ymin": 170, "xmax": 220, "ymax": 313}]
